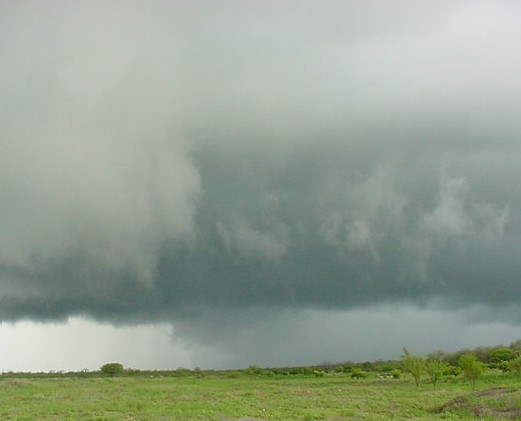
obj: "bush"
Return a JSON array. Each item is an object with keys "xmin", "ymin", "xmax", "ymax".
[
  {"xmin": 350, "ymin": 368, "xmax": 368, "ymax": 379},
  {"xmin": 101, "ymin": 363, "xmax": 124, "ymax": 377},
  {"xmin": 245, "ymin": 365, "xmax": 264, "ymax": 375},
  {"xmin": 425, "ymin": 360, "xmax": 447, "ymax": 390},
  {"xmin": 402, "ymin": 351, "xmax": 425, "ymax": 387},
  {"xmin": 340, "ymin": 363, "xmax": 354, "ymax": 373},
  {"xmin": 509, "ymin": 355, "xmax": 521, "ymax": 377},
  {"xmin": 443, "ymin": 365, "xmax": 461, "ymax": 376},
  {"xmin": 489, "ymin": 347, "xmax": 514, "ymax": 365},
  {"xmin": 458, "ymin": 353, "xmax": 483, "ymax": 391},
  {"xmin": 226, "ymin": 370, "xmax": 241, "ymax": 378},
  {"xmin": 490, "ymin": 360, "xmax": 511, "ymax": 372}
]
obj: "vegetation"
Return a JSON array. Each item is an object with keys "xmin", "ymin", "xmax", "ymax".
[
  {"xmin": 459, "ymin": 353, "xmax": 484, "ymax": 391},
  {"xmin": 424, "ymin": 359, "xmax": 447, "ymax": 390},
  {"xmin": 402, "ymin": 348, "xmax": 425, "ymax": 387},
  {"xmin": 509, "ymin": 354, "xmax": 521, "ymax": 378},
  {"xmin": 2, "ymin": 368, "xmax": 521, "ymax": 420},
  {"xmin": 100, "ymin": 362, "xmax": 124, "ymax": 377},
  {"xmin": 350, "ymin": 367, "xmax": 368, "ymax": 379},
  {"xmin": 2, "ymin": 339, "xmax": 521, "ymax": 419}
]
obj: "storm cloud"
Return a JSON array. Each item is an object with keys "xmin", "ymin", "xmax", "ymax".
[{"xmin": 1, "ymin": 1, "xmax": 521, "ymax": 363}]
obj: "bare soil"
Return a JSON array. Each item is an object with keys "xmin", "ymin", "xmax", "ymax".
[{"xmin": 435, "ymin": 387, "xmax": 521, "ymax": 419}]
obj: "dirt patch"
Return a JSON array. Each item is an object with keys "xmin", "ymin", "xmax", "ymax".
[
  {"xmin": 475, "ymin": 387, "xmax": 512, "ymax": 398},
  {"xmin": 435, "ymin": 387, "xmax": 521, "ymax": 419}
]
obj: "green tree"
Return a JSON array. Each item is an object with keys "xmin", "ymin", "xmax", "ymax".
[
  {"xmin": 101, "ymin": 362, "xmax": 124, "ymax": 377},
  {"xmin": 489, "ymin": 347, "xmax": 514, "ymax": 370},
  {"xmin": 458, "ymin": 353, "xmax": 483, "ymax": 391},
  {"xmin": 402, "ymin": 349, "xmax": 425, "ymax": 387},
  {"xmin": 509, "ymin": 355, "xmax": 521, "ymax": 378},
  {"xmin": 424, "ymin": 360, "xmax": 446, "ymax": 390}
]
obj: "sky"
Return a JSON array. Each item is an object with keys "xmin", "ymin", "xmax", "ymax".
[{"xmin": 1, "ymin": 0, "xmax": 521, "ymax": 372}]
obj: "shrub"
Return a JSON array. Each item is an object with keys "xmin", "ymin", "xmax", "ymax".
[
  {"xmin": 246, "ymin": 365, "xmax": 264, "ymax": 375},
  {"xmin": 101, "ymin": 363, "xmax": 124, "ymax": 377},
  {"xmin": 402, "ymin": 350, "xmax": 425, "ymax": 387},
  {"xmin": 340, "ymin": 363, "xmax": 354, "ymax": 373},
  {"xmin": 458, "ymin": 353, "xmax": 483, "ymax": 391},
  {"xmin": 489, "ymin": 347, "xmax": 514, "ymax": 365},
  {"xmin": 509, "ymin": 355, "xmax": 521, "ymax": 377},
  {"xmin": 443, "ymin": 365, "xmax": 461, "ymax": 376},
  {"xmin": 350, "ymin": 368, "xmax": 368, "ymax": 379},
  {"xmin": 226, "ymin": 370, "xmax": 241, "ymax": 378},
  {"xmin": 492, "ymin": 360, "xmax": 511, "ymax": 372},
  {"xmin": 425, "ymin": 360, "xmax": 447, "ymax": 390}
]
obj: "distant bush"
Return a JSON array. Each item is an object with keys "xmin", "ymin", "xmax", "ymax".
[
  {"xmin": 340, "ymin": 362, "xmax": 355, "ymax": 373},
  {"xmin": 350, "ymin": 368, "xmax": 368, "ymax": 379},
  {"xmin": 289, "ymin": 366, "xmax": 315, "ymax": 376},
  {"xmin": 100, "ymin": 363, "xmax": 124, "ymax": 377},
  {"xmin": 370, "ymin": 360, "xmax": 401, "ymax": 373},
  {"xmin": 245, "ymin": 365, "xmax": 263, "ymax": 376},
  {"xmin": 226, "ymin": 370, "xmax": 241, "ymax": 378},
  {"xmin": 172, "ymin": 368, "xmax": 193, "ymax": 377}
]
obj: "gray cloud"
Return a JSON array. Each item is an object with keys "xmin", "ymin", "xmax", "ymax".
[{"xmin": 1, "ymin": 1, "xmax": 521, "ymax": 361}]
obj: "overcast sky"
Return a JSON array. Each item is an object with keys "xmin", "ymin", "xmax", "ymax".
[{"xmin": 2, "ymin": 0, "xmax": 521, "ymax": 372}]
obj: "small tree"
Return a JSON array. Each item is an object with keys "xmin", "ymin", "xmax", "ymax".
[
  {"xmin": 424, "ymin": 360, "xmax": 447, "ymax": 390},
  {"xmin": 459, "ymin": 353, "xmax": 483, "ymax": 391},
  {"xmin": 402, "ymin": 349, "xmax": 425, "ymax": 387},
  {"xmin": 509, "ymin": 355, "xmax": 521, "ymax": 378},
  {"xmin": 101, "ymin": 362, "xmax": 124, "ymax": 377}
]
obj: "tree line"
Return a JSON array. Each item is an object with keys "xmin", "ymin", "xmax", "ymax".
[{"xmin": 4, "ymin": 338, "xmax": 521, "ymax": 386}]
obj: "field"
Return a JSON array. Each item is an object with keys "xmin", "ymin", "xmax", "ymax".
[{"xmin": 1, "ymin": 371, "xmax": 521, "ymax": 420}]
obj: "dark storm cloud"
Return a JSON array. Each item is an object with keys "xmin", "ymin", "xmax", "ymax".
[{"xmin": 1, "ymin": 1, "xmax": 521, "ymax": 332}]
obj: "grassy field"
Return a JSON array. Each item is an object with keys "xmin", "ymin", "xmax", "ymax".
[{"xmin": 1, "ymin": 371, "xmax": 521, "ymax": 420}]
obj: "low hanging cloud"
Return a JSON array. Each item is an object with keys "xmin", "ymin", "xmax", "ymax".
[{"xmin": 1, "ymin": 1, "xmax": 520, "ymax": 345}]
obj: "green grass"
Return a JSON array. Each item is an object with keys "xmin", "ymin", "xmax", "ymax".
[{"xmin": 0, "ymin": 373, "xmax": 519, "ymax": 420}]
